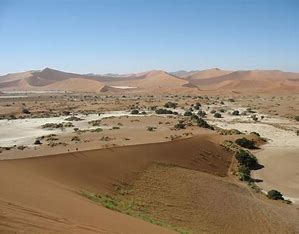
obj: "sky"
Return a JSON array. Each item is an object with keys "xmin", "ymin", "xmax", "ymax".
[{"xmin": 0, "ymin": 0, "xmax": 298, "ymax": 75}]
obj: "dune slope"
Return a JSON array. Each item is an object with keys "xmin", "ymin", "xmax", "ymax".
[{"xmin": 0, "ymin": 134, "xmax": 297, "ymax": 233}]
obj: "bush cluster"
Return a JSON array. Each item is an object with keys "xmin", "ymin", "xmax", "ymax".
[
  {"xmin": 164, "ymin": 102, "xmax": 177, "ymax": 109},
  {"xmin": 197, "ymin": 110, "xmax": 207, "ymax": 117},
  {"xmin": 267, "ymin": 190, "xmax": 284, "ymax": 200},
  {"xmin": 235, "ymin": 150, "xmax": 258, "ymax": 169},
  {"xmin": 184, "ymin": 111, "xmax": 193, "ymax": 116},
  {"xmin": 235, "ymin": 150, "xmax": 258, "ymax": 182},
  {"xmin": 214, "ymin": 113, "xmax": 222, "ymax": 118},
  {"xmin": 235, "ymin": 137, "xmax": 257, "ymax": 149},
  {"xmin": 131, "ymin": 109, "xmax": 139, "ymax": 114},
  {"xmin": 197, "ymin": 118, "xmax": 214, "ymax": 130},
  {"xmin": 193, "ymin": 102, "xmax": 201, "ymax": 110},
  {"xmin": 155, "ymin": 109, "xmax": 177, "ymax": 115}
]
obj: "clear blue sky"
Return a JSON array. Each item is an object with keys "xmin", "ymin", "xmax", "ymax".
[{"xmin": 0, "ymin": 0, "xmax": 298, "ymax": 75}]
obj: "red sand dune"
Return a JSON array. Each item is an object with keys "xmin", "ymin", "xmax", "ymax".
[{"xmin": 0, "ymin": 135, "xmax": 297, "ymax": 233}]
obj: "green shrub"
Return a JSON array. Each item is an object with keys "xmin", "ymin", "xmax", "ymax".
[
  {"xmin": 191, "ymin": 114, "xmax": 199, "ymax": 120},
  {"xmin": 131, "ymin": 109, "xmax": 139, "ymax": 115},
  {"xmin": 214, "ymin": 113, "xmax": 222, "ymax": 118},
  {"xmin": 197, "ymin": 118, "xmax": 213, "ymax": 130},
  {"xmin": 235, "ymin": 150, "xmax": 257, "ymax": 169},
  {"xmin": 295, "ymin": 116, "xmax": 299, "ymax": 121},
  {"xmin": 34, "ymin": 139, "xmax": 42, "ymax": 145},
  {"xmin": 232, "ymin": 110, "xmax": 239, "ymax": 116},
  {"xmin": 147, "ymin": 126, "xmax": 156, "ymax": 131},
  {"xmin": 193, "ymin": 102, "xmax": 201, "ymax": 110},
  {"xmin": 267, "ymin": 190, "xmax": 284, "ymax": 200},
  {"xmin": 164, "ymin": 102, "xmax": 177, "ymax": 109},
  {"xmin": 238, "ymin": 165, "xmax": 251, "ymax": 182},
  {"xmin": 155, "ymin": 109, "xmax": 173, "ymax": 114},
  {"xmin": 184, "ymin": 111, "xmax": 193, "ymax": 116},
  {"xmin": 235, "ymin": 137, "xmax": 256, "ymax": 149},
  {"xmin": 174, "ymin": 122, "xmax": 186, "ymax": 129},
  {"xmin": 197, "ymin": 110, "xmax": 207, "ymax": 117}
]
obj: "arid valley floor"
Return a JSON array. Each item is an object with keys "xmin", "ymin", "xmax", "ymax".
[{"xmin": 0, "ymin": 68, "xmax": 299, "ymax": 233}]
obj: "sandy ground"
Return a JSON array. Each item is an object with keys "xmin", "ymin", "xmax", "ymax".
[
  {"xmin": 0, "ymin": 93, "xmax": 298, "ymax": 233},
  {"xmin": 0, "ymin": 135, "xmax": 297, "ymax": 233},
  {"xmin": 207, "ymin": 112, "xmax": 299, "ymax": 203}
]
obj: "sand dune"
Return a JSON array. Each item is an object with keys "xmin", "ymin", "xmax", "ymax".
[
  {"xmin": 188, "ymin": 70, "xmax": 299, "ymax": 92},
  {"xmin": 1, "ymin": 68, "xmax": 299, "ymax": 93},
  {"xmin": 42, "ymin": 78, "xmax": 105, "ymax": 92},
  {"xmin": 103, "ymin": 70, "xmax": 197, "ymax": 93},
  {"xmin": 186, "ymin": 68, "xmax": 233, "ymax": 80},
  {"xmin": 0, "ymin": 135, "xmax": 297, "ymax": 233}
]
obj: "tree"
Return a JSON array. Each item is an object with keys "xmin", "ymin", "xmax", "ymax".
[
  {"xmin": 235, "ymin": 150, "xmax": 257, "ymax": 169},
  {"xmin": 267, "ymin": 190, "xmax": 284, "ymax": 200},
  {"xmin": 235, "ymin": 137, "xmax": 256, "ymax": 149}
]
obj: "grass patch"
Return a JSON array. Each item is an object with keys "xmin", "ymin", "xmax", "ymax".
[{"xmin": 80, "ymin": 191, "xmax": 190, "ymax": 234}]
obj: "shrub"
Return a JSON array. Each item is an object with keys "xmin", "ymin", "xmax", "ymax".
[
  {"xmin": 184, "ymin": 111, "xmax": 193, "ymax": 116},
  {"xmin": 214, "ymin": 113, "xmax": 222, "ymax": 118},
  {"xmin": 235, "ymin": 150, "xmax": 257, "ymax": 169},
  {"xmin": 251, "ymin": 115, "xmax": 258, "ymax": 121},
  {"xmin": 238, "ymin": 165, "xmax": 251, "ymax": 182},
  {"xmin": 210, "ymin": 110, "xmax": 216, "ymax": 114},
  {"xmin": 131, "ymin": 109, "xmax": 139, "ymax": 115},
  {"xmin": 155, "ymin": 109, "xmax": 173, "ymax": 114},
  {"xmin": 191, "ymin": 114, "xmax": 199, "ymax": 120},
  {"xmin": 164, "ymin": 102, "xmax": 177, "ymax": 109},
  {"xmin": 34, "ymin": 139, "xmax": 42, "ymax": 145},
  {"xmin": 267, "ymin": 190, "xmax": 284, "ymax": 200},
  {"xmin": 232, "ymin": 110, "xmax": 239, "ymax": 116},
  {"xmin": 197, "ymin": 118, "xmax": 213, "ymax": 130},
  {"xmin": 197, "ymin": 110, "xmax": 207, "ymax": 117},
  {"xmin": 193, "ymin": 102, "xmax": 201, "ymax": 110},
  {"xmin": 295, "ymin": 116, "xmax": 299, "ymax": 121},
  {"xmin": 174, "ymin": 122, "xmax": 186, "ymax": 129},
  {"xmin": 235, "ymin": 137, "xmax": 256, "ymax": 149},
  {"xmin": 147, "ymin": 126, "xmax": 155, "ymax": 131},
  {"xmin": 250, "ymin": 131, "xmax": 260, "ymax": 137},
  {"xmin": 22, "ymin": 108, "xmax": 31, "ymax": 114},
  {"xmin": 65, "ymin": 116, "xmax": 83, "ymax": 121}
]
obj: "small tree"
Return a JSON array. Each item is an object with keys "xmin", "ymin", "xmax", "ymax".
[
  {"xmin": 267, "ymin": 190, "xmax": 284, "ymax": 200},
  {"xmin": 235, "ymin": 137, "xmax": 256, "ymax": 149},
  {"xmin": 235, "ymin": 150, "xmax": 257, "ymax": 169}
]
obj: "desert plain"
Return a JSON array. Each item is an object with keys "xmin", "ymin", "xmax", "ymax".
[{"xmin": 0, "ymin": 68, "xmax": 298, "ymax": 233}]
